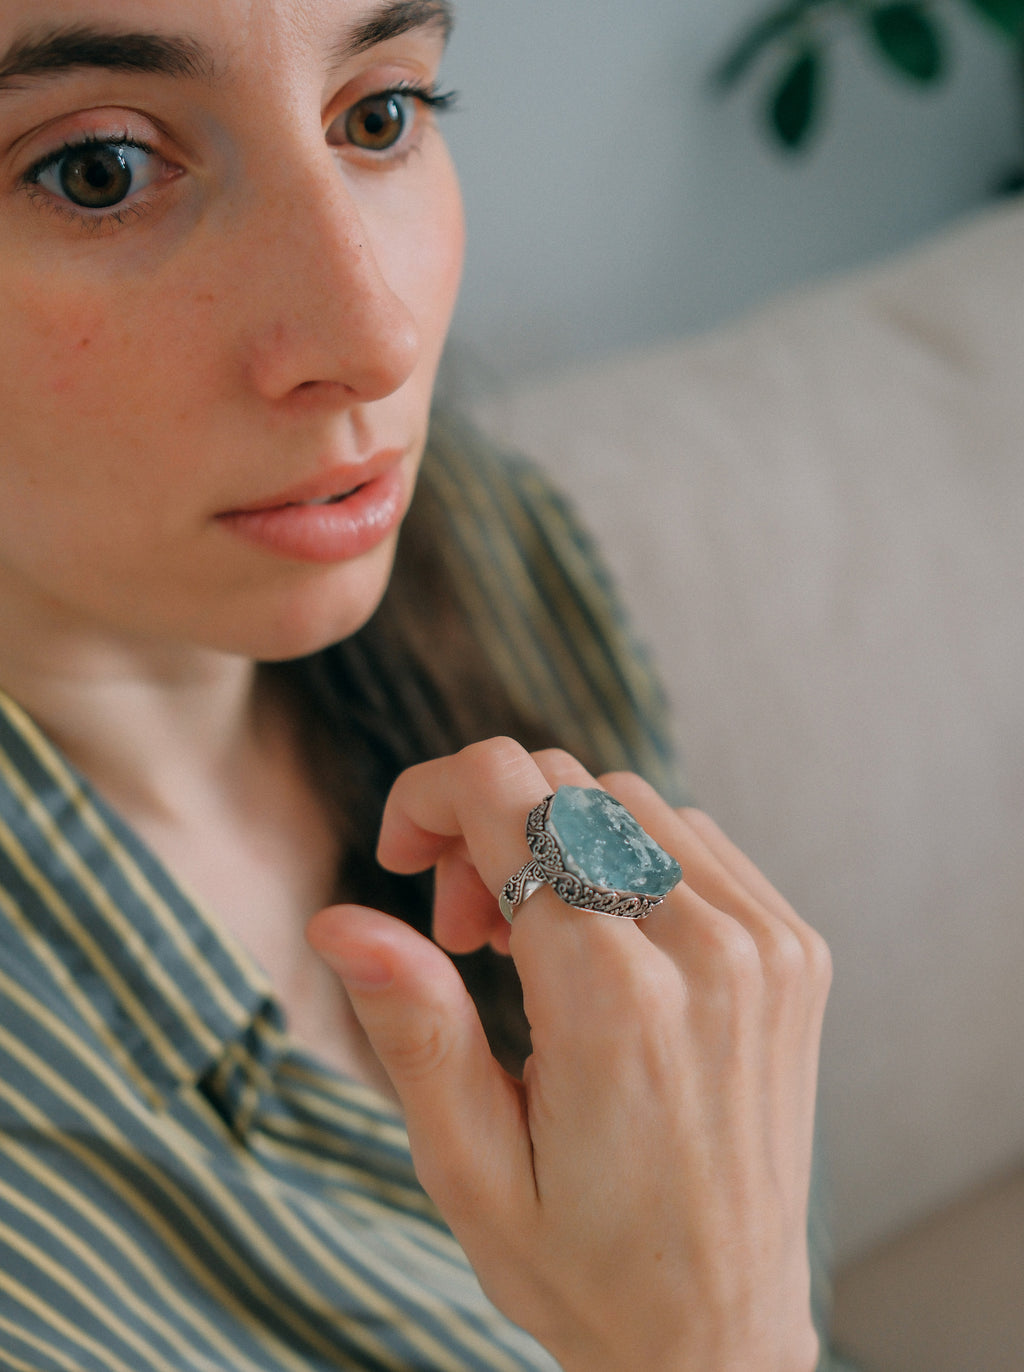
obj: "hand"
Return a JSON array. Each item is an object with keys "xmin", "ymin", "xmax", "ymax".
[{"xmin": 307, "ymin": 738, "xmax": 831, "ymax": 1372}]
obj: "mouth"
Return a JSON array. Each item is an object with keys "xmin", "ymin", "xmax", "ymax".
[
  {"xmin": 215, "ymin": 456, "xmax": 409, "ymax": 565},
  {"xmin": 285, "ymin": 483, "xmax": 367, "ymax": 508},
  {"xmin": 220, "ymin": 448, "xmax": 406, "ymax": 518}
]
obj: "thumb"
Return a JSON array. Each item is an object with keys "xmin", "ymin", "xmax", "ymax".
[{"xmin": 306, "ymin": 905, "xmax": 530, "ymax": 1225}]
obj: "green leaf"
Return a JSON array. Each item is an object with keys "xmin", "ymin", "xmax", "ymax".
[
  {"xmin": 711, "ymin": 4, "xmax": 811, "ymax": 90},
  {"xmin": 868, "ymin": 3, "xmax": 946, "ymax": 81},
  {"xmin": 960, "ymin": 0, "xmax": 1024, "ymax": 39},
  {"xmin": 768, "ymin": 46, "xmax": 821, "ymax": 148}
]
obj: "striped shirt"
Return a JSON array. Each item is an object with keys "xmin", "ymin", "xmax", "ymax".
[{"xmin": 0, "ymin": 676, "xmax": 567, "ymax": 1371}]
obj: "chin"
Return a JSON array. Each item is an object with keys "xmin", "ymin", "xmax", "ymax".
[
  {"xmin": 222, "ymin": 545, "xmax": 398, "ymax": 664},
  {"xmin": 205, "ymin": 608, "xmax": 382, "ymax": 665}
]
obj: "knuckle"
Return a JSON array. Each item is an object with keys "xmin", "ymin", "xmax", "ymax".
[
  {"xmin": 530, "ymin": 746, "xmax": 582, "ymax": 773},
  {"xmin": 456, "ymin": 736, "xmax": 534, "ymax": 790},
  {"xmin": 377, "ymin": 1018, "xmax": 456, "ymax": 1085},
  {"xmin": 763, "ymin": 925, "xmax": 808, "ymax": 985},
  {"xmin": 709, "ymin": 919, "xmax": 763, "ymax": 985},
  {"xmin": 762, "ymin": 922, "xmax": 833, "ymax": 995}
]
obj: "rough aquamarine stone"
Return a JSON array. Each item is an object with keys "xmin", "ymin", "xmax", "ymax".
[{"xmin": 546, "ymin": 786, "xmax": 682, "ymax": 896}]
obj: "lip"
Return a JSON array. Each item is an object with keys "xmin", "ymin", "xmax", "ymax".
[
  {"xmin": 216, "ymin": 448, "xmax": 410, "ymax": 564},
  {"xmin": 222, "ymin": 447, "xmax": 405, "ymax": 514}
]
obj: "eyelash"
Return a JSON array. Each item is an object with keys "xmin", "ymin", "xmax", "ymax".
[
  {"xmin": 389, "ymin": 81, "xmax": 458, "ymax": 118},
  {"xmin": 18, "ymin": 82, "xmax": 459, "ymax": 231},
  {"xmin": 21, "ymin": 131, "xmax": 160, "ymax": 230}
]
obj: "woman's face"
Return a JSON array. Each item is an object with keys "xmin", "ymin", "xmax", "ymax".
[{"xmin": 0, "ymin": 0, "xmax": 464, "ymax": 663}]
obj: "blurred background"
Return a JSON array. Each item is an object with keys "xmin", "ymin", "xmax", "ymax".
[{"xmin": 441, "ymin": 0, "xmax": 1021, "ymax": 380}]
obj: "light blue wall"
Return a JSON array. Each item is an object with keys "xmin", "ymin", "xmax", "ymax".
[{"xmin": 440, "ymin": 0, "xmax": 1021, "ymax": 381}]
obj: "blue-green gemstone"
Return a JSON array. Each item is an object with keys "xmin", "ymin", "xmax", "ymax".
[{"xmin": 546, "ymin": 786, "xmax": 682, "ymax": 896}]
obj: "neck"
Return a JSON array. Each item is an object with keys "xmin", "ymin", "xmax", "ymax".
[
  {"xmin": 0, "ymin": 589, "xmax": 388, "ymax": 1090},
  {"xmin": 0, "ymin": 616, "xmax": 263, "ymax": 824}
]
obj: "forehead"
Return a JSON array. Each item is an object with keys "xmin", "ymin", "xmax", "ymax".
[{"xmin": 0, "ymin": 0, "xmax": 453, "ymax": 83}]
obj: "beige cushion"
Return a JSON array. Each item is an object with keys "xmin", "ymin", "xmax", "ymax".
[
  {"xmin": 472, "ymin": 200, "xmax": 1024, "ymax": 1261},
  {"xmin": 832, "ymin": 1165, "xmax": 1024, "ymax": 1371}
]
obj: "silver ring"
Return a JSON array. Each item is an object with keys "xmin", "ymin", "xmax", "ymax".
[{"xmin": 498, "ymin": 786, "xmax": 683, "ymax": 923}]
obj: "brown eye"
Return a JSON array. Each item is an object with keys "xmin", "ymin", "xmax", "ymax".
[
  {"xmin": 32, "ymin": 140, "xmax": 160, "ymax": 212},
  {"xmin": 345, "ymin": 93, "xmax": 412, "ymax": 152},
  {"xmin": 60, "ymin": 145, "xmax": 134, "ymax": 208}
]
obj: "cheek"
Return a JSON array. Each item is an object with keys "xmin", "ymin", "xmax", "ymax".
[
  {"xmin": 0, "ymin": 292, "xmax": 108, "ymax": 515},
  {"xmin": 3, "ymin": 287, "xmax": 135, "ymax": 425},
  {"xmin": 378, "ymin": 160, "xmax": 465, "ymax": 366},
  {"xmin": 51, "ymin": 333, "xmax": 97, "ymax": 392},
  {"xmin": 0, "ymin": 287, "xmax": 215, "ymax": 568},
  {"xmin": 0, "ymin": 280, "xmax": 214, "ymax": 475},
  {"xmin": 428, "ymin": 170, "xmax": 466, "ymax": 326}
]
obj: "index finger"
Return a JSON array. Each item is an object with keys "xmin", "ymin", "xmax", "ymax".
[
  {"xmin": 378, "ymin": 737, "xmax": 571, "ymax": 894},
  {"xmin": 380, "ymin": 740, "xmax": 667, "ymax": 996}
]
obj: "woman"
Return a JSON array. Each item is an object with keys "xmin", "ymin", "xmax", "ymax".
[{"xmin": 0, "ymin": 1, "xmax": 834, "ymax": 1368}]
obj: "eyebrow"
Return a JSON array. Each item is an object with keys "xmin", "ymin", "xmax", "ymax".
[
  {"xmin": 0, "ymin": 3, "xmax": 454, "ymax": 94},
  {"xmin": 345, "ymin": 1, "xmax": 455, "ymax": 56},
  {"xmin": 0, "ymin": 26, "xmax": 211, "ymax": 92}
]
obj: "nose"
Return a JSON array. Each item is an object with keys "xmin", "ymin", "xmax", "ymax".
[{"xmin": 237, "ymin": 150, "xmax": 421, "ymax": 405}]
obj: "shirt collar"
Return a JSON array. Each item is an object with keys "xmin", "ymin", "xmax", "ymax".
[{"xmin": 0, "ymin": 686, "xmax": 284, "ymax": 1111}]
